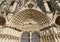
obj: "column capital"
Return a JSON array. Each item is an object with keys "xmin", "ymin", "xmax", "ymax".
[{"xmin": 30, "ymin": 31, "xmax": 33, "ymax": 42}]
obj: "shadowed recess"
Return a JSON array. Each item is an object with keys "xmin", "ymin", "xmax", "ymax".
[
  {"xmin": 55, "ymin": 16, "xmax": 60, "ymax": 25},
  {"xmin": 0, "ymin": 16, "xmax": 6, "ymax": 26}
]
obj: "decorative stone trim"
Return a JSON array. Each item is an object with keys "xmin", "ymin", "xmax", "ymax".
[
  {"xmin": 40, "ymin": 33, "xmax": 60, "ymax": 38},
  {"xmin": 4, "ymin": 25, "xmax": 22, "ymax": 32},
  {"xmin": 0, "ymin": 34, "xmax": 19, "ymax": 40}
]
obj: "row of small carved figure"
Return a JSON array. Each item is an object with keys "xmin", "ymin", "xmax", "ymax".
[
  {"xmin": 40, "ymin": 34, "xmax": 60, "ymax": 42},
  {"xmin": 0, "ymin": 34, "xmax": 19, "ymax": 40}
]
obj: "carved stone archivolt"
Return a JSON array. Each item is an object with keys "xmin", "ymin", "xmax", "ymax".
[
  {"xmin": 0, "ymin": 0, "xmax": 60, "ymax": 42},
  {"xmin": 7, "ymin": 9, "xmax": 51, "ymax": 31}
]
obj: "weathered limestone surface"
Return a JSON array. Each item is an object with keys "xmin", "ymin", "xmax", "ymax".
[{"xmin": 0, "ymin": 0, "xmax": 60, "ymax": 42}]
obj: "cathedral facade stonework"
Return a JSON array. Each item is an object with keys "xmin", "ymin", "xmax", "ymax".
[{"xmin": 0, "ymin": 0, "xmax": 60, "ymax": 42}]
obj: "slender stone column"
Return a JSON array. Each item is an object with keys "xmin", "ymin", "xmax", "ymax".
[
  {"xmin": 50, "ymin": 36, "xmax": 54, "ymax": 42},
  {"xmin": 2, "ymin": 38, "xmax": 4, "ymax": 42},
  {"xmin": 43, "ymin": 37, "xmax": 45, "ymax": 42},
  {"xmin": 43, "ymin": 0, "xmax": 51, "ymax": 12},
  {"xmin": 18, "ymin": 38, "xmax": 20, "ymax": 42},
  {"xmin": 43, "ymin": 0, "xmax": 53, "ymax": 20},
  {"xmin": 18, "ymin": 39, "xmax": 20, "ymax": 42},
  {"xmin": 40, "ymin": 31, "xmax": 46, "ymax": 42},
  {"xmin": 44, "ymin": 37, "xmax": 46, "ymax": 42},
  {"xmin": 16, "ymin": 39, "xmax": 19, "ymax": 42},
  {"xmin": 7, "ymin": 1, "xmax": 18, "ymax": 20},
  {"xmin": 11, "ymin": 1, "xmax": 18, "ymax": 12},
  {"xmin": 46, "ymin": 37, "xmax": 49, "ymax": 42},
  {"xmin": 40, "ymin": 37, "xmax": 43, "ymax": 42},
  {"xmin": 49, "ymin": 36, "xmax": 54, "ymax": 42},
  {"xmin": 48, "ymin": 36, "xmax": 51, "ymax": 42},
  {"xmin": 56, "ymin": 35, "xmax": 60, "ymax": 42},
  {"xmin": 30, "ymin": 32, "xmax": 32, "ymax": 42},
  {"xmin": 47, "ymin": 37, "xmax": 49, "ymax": 42},
  {"xmin": 41, "ymin": 37, "xmax": 44, "ymax": 42},
  {"xmin": 53, "ymin": 35, "xmax": 58, "ymax": 42},
  {"xmin": 6, "ymin": 38, "xmax": 8, "ymax": 42},
  {"xmin": 41, "ymin": 31, "xmax": 45, "ymax": 42},
  {"xmin": 45, "ymin": 30, "xmax": 49, "ymax": 42},
  {"xmin": 9, "ymin": 6, "xmax": 13, "ymax": 12},
  {"xmin": 40, "ymin": 31, "xmax": 43, "ymax": 42}
]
